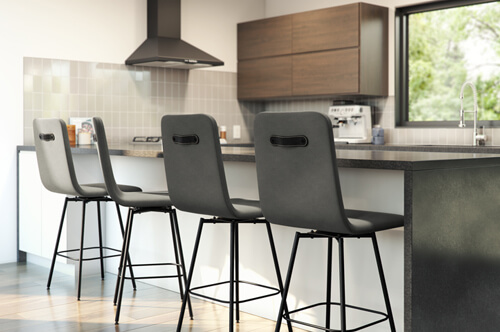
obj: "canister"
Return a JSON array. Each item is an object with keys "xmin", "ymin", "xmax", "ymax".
[{"xmin": 372, "ymin": 125, "xmax": 384, "ymax": 145}]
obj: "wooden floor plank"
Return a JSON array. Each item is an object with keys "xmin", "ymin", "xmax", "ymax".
[{"xmin": 0, "ymin": 263, "xmax": 304, "ymax": 331}]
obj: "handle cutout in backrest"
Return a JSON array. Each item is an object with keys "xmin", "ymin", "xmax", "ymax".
[
  {"xmin": 39, "ymin": 133, "xmax": 55, "ymax": 142},
  {"xmin": 270, "ymin": 135, "xmax": 308, "ymax": 147},
  {"xmin": 172, "ymin": 134, "xmax": 199, "ymax": 145}
]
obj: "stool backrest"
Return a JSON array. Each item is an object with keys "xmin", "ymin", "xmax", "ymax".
[
  {"xmin": 92, "ymin": 117, "xmax": 124, "ymax": 205},
  {"xmin": 33, "ymin": 118, "xmax": 81, "ymax": 196},
  {"xmin": 254, "ymin": 111, "xmax": 352, "ymax": 234},
  {"xmin": 161, "ymin": 114, "xmax": 236, "ymax": 218}
]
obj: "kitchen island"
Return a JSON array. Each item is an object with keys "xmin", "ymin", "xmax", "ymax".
[{"xmin": 17, "ymin": 144, "xmax": 500, "ymax": 331}]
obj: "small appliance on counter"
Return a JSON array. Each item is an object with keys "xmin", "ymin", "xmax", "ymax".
[{"xmin": 328, "ymin": 104, "xmax": 372, "ymax": 144}]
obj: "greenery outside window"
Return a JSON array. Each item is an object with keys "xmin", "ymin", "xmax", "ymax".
[{"xmin": 396, "ymin": 0, "xmax": 500, "ymax": 127}]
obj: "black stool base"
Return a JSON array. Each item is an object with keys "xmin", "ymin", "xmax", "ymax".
[
  {"xmin": 275, "ymin": 231, "xmax": 396, "ymax": 332},
  {"xmin": 46, "ymin": 197, "xmax": 135, "ymax": 301},
  {"xmin": 177, "ymin": 218, "xmax": 292, "ymax": 332},
  {"xmin": 114, "ymin": 206, "xmax": 192, "ymax": 325}
]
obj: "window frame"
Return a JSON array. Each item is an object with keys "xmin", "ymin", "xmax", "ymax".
[{"xmin": 395, "ymin": 0, "xmax": 499, "ymax": 128}]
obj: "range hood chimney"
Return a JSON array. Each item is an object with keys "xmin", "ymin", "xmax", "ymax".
[{"xmin": 125, "ymin": 0, "xmax": 224, "ymax": 69}]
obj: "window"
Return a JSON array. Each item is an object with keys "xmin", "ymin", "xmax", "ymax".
[{"xmin": 396, "ymin": 0, "xmax": 500, "ymax": 127}]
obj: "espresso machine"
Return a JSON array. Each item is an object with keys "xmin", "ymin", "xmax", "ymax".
[{"xmin": 328, "ymin": 104, "xmax": 372, "ymax": 143}]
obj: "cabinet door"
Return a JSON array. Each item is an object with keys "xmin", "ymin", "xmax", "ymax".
[
  {"xmin": 19, "ymin": 151, "xmax": 67, "ymax": 259},
  {"xmin": 292, "ymin": 4, "xmax": 359, "ymax": 54},
  {"xmin": 238, "ymin": 56, "xmax": 292, "ymax": 99},
  {"xmin": 292, "ymin": 49, "xmax": 359, "ymax": 96},
  {"xmin": 238, "ymin": 15, "xmax": 292, "ymax": 60},
  {"xmin": 19, "ymin": 152, "xmax": 43, "ymax": 256}
]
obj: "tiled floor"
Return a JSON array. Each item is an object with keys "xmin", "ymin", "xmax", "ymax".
[{"xmin": 0, "ymin": 263, "xmax": 304, "ymax": 332}]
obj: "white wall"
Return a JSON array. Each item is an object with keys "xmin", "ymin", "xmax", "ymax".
[
  {"xmin": 1, "ymin": 0, "xmax": 263, "ymax": 264},
  {"xmin": 265, "ymin": 0, "xmax": 429, "ymax": 16},
  {"xmin": 183, "ymin": 0, "xmax": 265, "ymax": 72}
]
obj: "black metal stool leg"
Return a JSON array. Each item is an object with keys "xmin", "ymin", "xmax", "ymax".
[
  {"xmin": 229, "ymin": 221, "xmax": 235, "ymax": 332},
  {"xmin": 115, "ymin": 204, "xmax": 136, "ymax": 294},
  {"xmin": 234, "ymin": 221, "xmax": 240, "ymax": 324},
  {"xmin": 97, "ymin": 201, "xmax": 105, "ymax": 280},
  {"xmin": 77, "ymin": 200, "xmax": 88, "ymax": 301},
  {"xmin": 170, "ymin": 209, "xmax": 193, "ymax": 318},
  {"xmin": 338, "ymin": 237, "xmax": 346, "ymax": 332},
  {"xmin": 115, "ymin": 209, "xmax": 135, "ymax": 324},
  {"xmin": 274, "ymin": 232, "xmax": 301, "ymax": 332},
  {"xmin": 177, "ymin": 220, "xmax": 205, "ymax": 331},
  {"xmin": 114, "ymin": 208, "xmax": 132, "ymax": 305},
  {"xmin": 326, "ymin": 237, "xmax": 333, "ymax": 330},
  {"xmin": 169, "ymin": 211, "xmax": 184, "ymax": 300},
  {"xmin": 265, "ymin": 222, "xmax": 293, "ymax": 332},
  {"xmin": 371, "ymin": 234, "xmax": 396, "ymax": 332},
  {"xmin": 47, "ymin": 197, "xmax": 69, "ymax": 289}
]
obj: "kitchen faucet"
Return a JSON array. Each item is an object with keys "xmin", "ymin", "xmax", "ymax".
[{"xmin": 458, "ymin": 81, "xmax": 480, "ymax": 146}]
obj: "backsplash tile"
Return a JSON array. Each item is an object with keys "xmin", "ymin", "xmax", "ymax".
[
  {"xmin": 264, "ymin": 96, "xmax": 500, "ymax": 146},
  {"xmin": 23, "ymin": 57, "xmax": 262, "ymax": 145},
  {"xmin": 24, "ymin": 57, "xmax": 499, "ymax": 147}
]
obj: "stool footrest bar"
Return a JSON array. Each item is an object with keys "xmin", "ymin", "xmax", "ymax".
[
  {"xmin": 189, "ymin": 280, "xmax": 280, "ymax": 304},
  {"xmin": 283, "ymin": 302, "xmax": 389, "ymax": 332},
  {"xmin": 57, "ymin": 246, "xmax": 121, "ymax": 261},
  {"xmin": 121, "ymin": 262, "xmax": 184, "ymax": 280}
]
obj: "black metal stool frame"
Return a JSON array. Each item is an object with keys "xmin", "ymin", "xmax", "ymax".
[
  {"xmin": 114, "ymin": 205, "xmax": 193, "ymax": 324},
  {"xmin": 177, "ymin": 217, "xmax": 292, "ymax": 332},
  {"xmin": 275, "ymin": 231, "xmax": 396, "ymax": 332},
  {"xmin": 47, "ymin": 196, "xmax": 136, "ymax": 300}
]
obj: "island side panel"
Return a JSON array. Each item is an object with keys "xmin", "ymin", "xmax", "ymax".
[
  {"xmin": 403, "ymin": 170, "xmax": 413, "ymax": 332},
  {"xmin": 410, "ymin": 164, "xmax": 500, "ymax": 331}
]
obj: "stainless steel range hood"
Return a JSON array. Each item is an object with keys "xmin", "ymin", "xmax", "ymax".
[{"xmin": 125, "ymin": 0, "xmax": 224, "ymax": 69}]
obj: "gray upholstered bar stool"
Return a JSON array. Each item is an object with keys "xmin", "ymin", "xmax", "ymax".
[
  {"xmin": 254, "ymin": 111, "xmax": 403, "ymax": 332},
  {"xmin": 161, "ymin": 114, "xmax": 291, "ymax": 332},
  {"xmin": 92, "ymin": 117, "xmax": 192, "ymax": 324},
  {"xmin": 33, "ymin": 118, "xmax": 141, "ymax": 301}
]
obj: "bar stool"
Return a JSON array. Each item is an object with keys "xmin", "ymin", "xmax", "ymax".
[
  {"xmin": 33, "ymin": 118, "xmax": 141, "ymax": 300},
  {"xmin": 92, "ymin": 117, "xmax": 192, "ymax": 324},
  {"xmin": 254, "ymin": 111, "xmax": 403, "ymax": 332},
  {"xmin": 161, "ymin": 114, "xmax": 291, "ymax": 332}
]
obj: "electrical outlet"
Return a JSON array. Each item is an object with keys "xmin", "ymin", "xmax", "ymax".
[{"xmin": 233, "ymin": 125, "xmax": 241, "ymax": 139}]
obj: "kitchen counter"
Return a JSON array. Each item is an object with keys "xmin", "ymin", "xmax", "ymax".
[
  {"xmin": 18, "ymin": 143, "xmax": 500, "ymax": 169},
  {"xmin": 17, "ymin": 144, "xmax": 500, "ymax": 331}
]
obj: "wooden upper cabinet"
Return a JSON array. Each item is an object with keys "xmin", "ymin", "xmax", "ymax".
[
  {"xmin": 237, "ymin": 56, "xmax": 292, "ymax": 99},
  {"xmin": 293, "ymin": 49, "xmax": 359, "ymax": 96},
  {"xmin": 237, "ymin": 16, "xmax": 292, "ymax": 60},
  {"xmin": 292, "ymin": 4, "xmax": 359, "ymax": 54},
  {"xmin": 237, "ymin": 3, "xmax": 388, "ymax": 99}
]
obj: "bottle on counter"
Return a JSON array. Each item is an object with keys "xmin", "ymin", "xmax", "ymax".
[
  {"xmin": 66, "ymin": 125, "xmax": 76, "ymax": 147},
  {"xmin": 220, "ymin": 125, "xmax": 227, "ymax": 145},
  {"xmin": 372, "ymin": 125, "xmax": 384, "ymax": 145}
]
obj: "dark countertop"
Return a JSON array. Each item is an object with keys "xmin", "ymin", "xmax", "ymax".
[
  {"xmin": 334, "ymin": 143, "xmax": 500, "ymax": 154},
  {"xmin": 18, "ymin": 143, "xmax": 500, "ymax": 171}
]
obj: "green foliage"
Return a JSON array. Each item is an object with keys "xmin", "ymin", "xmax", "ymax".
[{"xmin": 408, "ymin": 2, "xmax": 500, "ymax": 122}]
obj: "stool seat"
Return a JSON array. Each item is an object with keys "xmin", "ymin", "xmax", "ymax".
[
  {"xmin": 254, "ymin": 111, "xmax": 400, "ymax": 332},
  {"xmin": 161, "ymin": 114, "xmax": 290, "ymax": 332},
  {"xmin": 108, "ymin": 190, "xmax": 173, "ymax": 208},
  {"xmin": 33, "ymin": 118, "xmax": 140, "ymax": 301},
  {"xmin": 93, "ymin": 117, "xmax": 192, "ymax": 325},
  {"xmin": 230, "ymin": 198, "xmax": 263, "ymax": 219},
  {"xmin": 80, "ymin": 183, "xmax": 142, "ymax": 197},
  {"xmin": 345, "ymin": 209, "xmax": 403, "ymax": 234}
]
